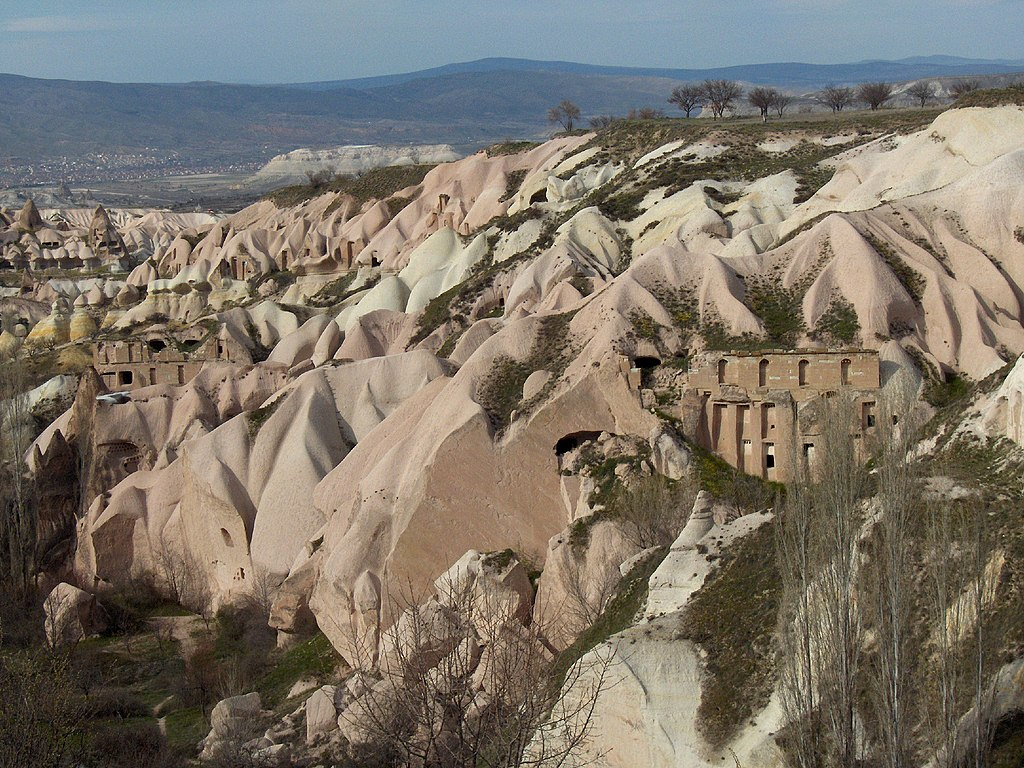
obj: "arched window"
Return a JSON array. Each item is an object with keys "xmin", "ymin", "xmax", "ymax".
[
  {"xmin": 798, "ymin": 359, "xmax": 809, "ymax": 387},
  {"xmin": 717, "ymin": 359, "xmax": 728, "ymax": 385},
  {"xmin": 841, "ymin": 358, "xmax": 852, "ymax": 386},
  {"xmin": 758, "ymin": 359, "xmax": 769, "ymax": 387}
]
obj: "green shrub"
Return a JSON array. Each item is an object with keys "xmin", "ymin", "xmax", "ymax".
[{"xmin": 595, "ymin": 189, "xmax": 646, "ymax": 221}]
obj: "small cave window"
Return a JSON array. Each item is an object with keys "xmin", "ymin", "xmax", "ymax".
[
  {"xmin": 633, "ymin": 356, "xmax": 661, "ymax": 370},
  {"xmin": 798, "ymin": 359, "xmax": 809, "ymax": 387},
  {"xmin": 220, "ymin": 528, "xmax": 233, "ymax": 548},
  {"xmin": 554, "ymin": 431, "xmax": 603, "ymax": 457},
  {"xmin": 118, "ymin": 370, "xmax": 134, "ymax": 386},
  {"xmin": 717, "ymin": 359, "xmax": 728, "ymax": 385},
  {"xmin": 530, "ymin": 188, "xmax": 548, "ymax": 205},
  {"xmin": 803, "ymin": 443, "xmax": 816, "ymax": 465},
  {"xmin": 758, "ymin": 358, "xmax": 769, "ymax": 387}
]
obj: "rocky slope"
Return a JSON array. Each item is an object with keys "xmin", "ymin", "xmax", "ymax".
[{"xmin": 19, "ymin": 98, "xmax": 1024, "ymax": 765}]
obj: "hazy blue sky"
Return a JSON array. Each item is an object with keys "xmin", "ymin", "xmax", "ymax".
[{"xmin": 0, "ymin": 0, "xmax": 1021, "ymax": 83}]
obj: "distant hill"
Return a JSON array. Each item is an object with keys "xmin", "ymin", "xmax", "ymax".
[
  {"xmin": 289, "ymin": 55, "xmax": 1024, "ymax": 91},
  {"xmin": 1, "ymin": 56, "xmax": 1022, "ymax": 176}
]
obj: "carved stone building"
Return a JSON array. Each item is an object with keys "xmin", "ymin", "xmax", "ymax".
[
  {"xmin": 93, "ymin": 325, "xmax": 251, "ymax": 391},
  {"xmin": 644, "ymin": 349, "xmax": 881, "ymax": 483}
]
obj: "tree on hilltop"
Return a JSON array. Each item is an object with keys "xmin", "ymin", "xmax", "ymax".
[
  {"xmin": 748, "ymin": 86, "xmax": 780, "ymax": 123},
  {"xmin": 548, "ymin": 100, "xmax": 581, "ymax": 132},
  {"xmin": 907, "ymin": 81, "xmax": 936, "ymax": 107},
  {"xmin": 818, "ymin": 84, "xmax": 854, "ymax": 113},
  {"xmin": 772, "ymin": 92, "xmax": 793, "ymax": 117},
  {"xmin": 858, "ymin": 81, "xmax": 894, "ymax": 111},
  {"xmin": 701, "ymin": 79, "xmax": 743, "ymax": 120},
  {"xmin": 668, "ymin": 83, "xmax": 703, "ymax": 118}
]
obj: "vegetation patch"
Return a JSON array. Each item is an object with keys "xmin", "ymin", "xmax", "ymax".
[
  {"xmin": 307, "ymin": 272, "xmax": 359, "ymax": 308},
  {"xmin": 552, "ymin": 546, "xmax": 669, "ymax": 685},
  {"xmin": 864, "ymin": 232, "xmax": 926, "ymax": 302},
  {"xmin": 502, "ymin": 169, "xmax": 528, "ymax": 202},
  {"xmin": 268, "ymin": 163, "xmax": 436, "ymax": 209},
  {"xmin": 680, "ymin": 521, "xmax": 781, "ymax": 749},
  {"xmin": 744, "ymin": 277, "xmax": 806, "ymax": 348},
  {"xmin": 594, "ymin": 188, "xmax": 647, "ymax": 221},
  {"xmin": 411, "ymin": 282, "xmax": 465, "ymax": 344},
  {"xmin": 254, "ymin": 632, "xmax": 341, "ymax": 709},
  {"xmin": 812, "ymin": 295, "xmax": 861, "ymax": 345},
  {"xmin": 952, "ymin": 84, "xmax": 1024, "ymax": 109},
  {"xmin": 247, "ymin": 397, "xmax": 283, "ymax": 441},
  {"xmin": 485, "ymin": 141, "xmax": 541, "ymax": 157},
  {"xmin": 476, "ymin": 311, "xmax": 576, "ymax": 434},
  {"xmin": 688, "ymin": 438, "xmax": 782, "ymax": 512}
]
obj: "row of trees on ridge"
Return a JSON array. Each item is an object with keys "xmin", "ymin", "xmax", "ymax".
[{"xmin": 551, "ymin": 77, "xmax": 984, "ymax": 131}]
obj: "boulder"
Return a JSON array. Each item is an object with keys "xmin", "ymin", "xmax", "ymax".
[
  {"xmin": 649, "ymin": 425, "xmax": 691, "ymax": 480},
  {"xmin": 201, "ymin": 692, "xmax": 263, "ymax": 760},
  {"xmin": 305, "ymin": 685, "xmax": 340, "ymax": 742},
  {"xmin": 43, "ymin": 582, "xmax": 99, "ymax": 646}
]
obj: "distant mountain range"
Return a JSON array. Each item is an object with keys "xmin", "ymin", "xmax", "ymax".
[{"xmin": 1, "ymin": 56, "xmax": 1022, "ymax": 182}]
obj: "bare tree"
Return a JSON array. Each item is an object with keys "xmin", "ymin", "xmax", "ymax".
[
  {"xmin": 866, "ymin": 397, "xmax": 918, "ymax": 768},
  {"xmin": 857, "ymin": 81, "xmax": 894, "ymax": 111},
  {"xmin": 924, "ymin": 498, "xmax": 972, "ymax": 768},
  {"xmin": 152, "ymin": 532, "xmax": 211, "ymax": 620},
  {"xmin": 616, "ymin": 474, "xmax": 695, "ymax": 550},
  {"xmin": 748, "ymin": 87, "xmax": 780, "ymax": 123},
  {"xmin": 950, "ymin": 79, "xmax": 980, "ymax": 99},
  {"xmin": 772, "ymin": 92, "xmax": 794, "ymax": 118},
  {"xmin": 668, "ymin": 84, "xmax": 703, "ymax": 118},
  {"xmin": 818, "ymin": 85, "xmax": 854, "ymax": 113},
  {"xmin": 809, "ymin": 396, "xmax": 866, "ymax": 767},
  {"xmin": 776, "ymin": 479, "xmax": 819, "ymax": 768},
  {"xmin": 907, "ymin": 81, "xmax": 936, "ymax": 108},
  {"xmin": 701, "ymin": 79, "xmax": 743, "ymax": 120},
  {"xmin": 559, "ymin": 550, "xmax": 621, "ymax": 632},
  {"xmin": 241, "ymin": 566, "xmax": 279, "ymax": 624},
  {"xmin": 627, "ymin": 107, "xmax": 664, "ymax": 120},
  {"xmin": 0, "ymin": 647, "xmax": 88, "ymax": 768},
  {"xmin": 0, "ymin": 355, "xmax": 37, "ymax": 601},
  {"xmin": 339, "ymin": 572, "xmax": 612, "ymax": 768},
  {"xmin": 548, "ymin": 100, "xmax": 582, "ymax": 132},
  {"xmin": 588, "ymin": 115, "xmax": 616, "ymax": 129}
]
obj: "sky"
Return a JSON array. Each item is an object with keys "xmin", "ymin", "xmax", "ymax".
[{"xmin": 0, "ymin": 0, "xmax": 1021, "ymax": 84}]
